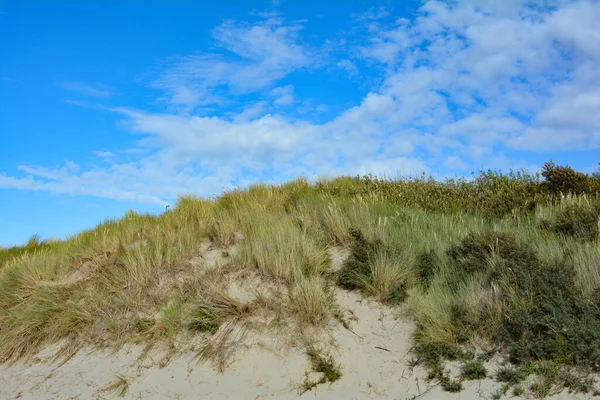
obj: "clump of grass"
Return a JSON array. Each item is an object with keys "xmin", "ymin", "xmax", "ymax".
[
  {"xmin": 186, "ymin": 299, "xmax": 220, "ymax": 334},
  {"xmin": 366, "ymin": 248, "xmax": 411, "ymax": 304},
  {"xmin": 338, "ymin": 229, "xmax": 410, "ymax": 304},
  {"xmin": 156, "ymin": 297, "xmax": 182, "ymax": 339},
  {"xmin": 560, "ymin": 369, "xmax": 595, "ymax": 394},
  {"xmin": 101, "ymin": 374, "xmax": 130, "ymax": 398},
  {"xmin": 207, "ymin": 210, "xmax": 239, "ymax": 247},
  {"xmin": 441, "ymin": 378, "xmax": 463, "ymax": 393},
  {"xmin": 571, "ymin": 242, "xmax": 600, "ymax": 300},
  {"xmin": 512, "ymin": 385, "xmax": 524, "ymax": 396},
  {"xmin": 530, "ymin": 375, "xmax": 555, "ymax": 398},
  {"xmin": 239, "ymin": 213, "xmax": 329, "ymax": 282},
  {"xmin": 490, "ymin": 384, "xmax": 512, "ymax": 400},
  {"xmin": 460, "ymin": 359, "xmax": 487, "ymax": 380},
  {"xmin": 289, "ymin": 275, "xmax": 336, "ymax": 326}
]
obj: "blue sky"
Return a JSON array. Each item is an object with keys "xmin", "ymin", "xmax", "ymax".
[{"xmin": 1, "ymin": 0, "xmax": 600, "ymax": 246}]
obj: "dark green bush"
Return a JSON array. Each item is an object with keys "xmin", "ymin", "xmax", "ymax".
[
  {"xmin": 446, "ymin": 230, "xmax": 539, "ymax": 289},
  {"xmin": 337, "ymin": 229, "xmax": 377, "ymax": 290},
  {"xmin": 416, "ymin": 249, "xmax": 439, "ymax": 288},
  {"xmin": 541, "ymin": 161, "xmax": 590, "ymax": 195},
  {"xmin": 441, "ymin": 378, "xmax": 464, "ymax": 392},
  {"xmin": 448, "ymin": 230, "xmax": 600, "ymax": 373},
  {"xmin": 413, "ymin": 341, "xmax": 469, "ymax": 364}
]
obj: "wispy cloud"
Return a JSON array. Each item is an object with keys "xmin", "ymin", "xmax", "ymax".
[
  {"xmin": 152, "ymin": 16, "xmax": 316, "ymax": 111},
  {"xmin": 93, "ymin": 151, "xmax": 116, "ymax": 162},
  {"xmin": 59, "ymin": 81, "xmax": 113, "ymax": 97},
  {"xmin": 3, "ymin": 1, "xmax": 600, "ymax": 205}
]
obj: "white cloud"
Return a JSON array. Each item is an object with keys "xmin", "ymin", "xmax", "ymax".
[
  {"xmin": 59, "ymin": 81, "xmax": 113, "ymax": 97},
  {"xmin": 152, "ymin": 17, "xmax": 315, "ymax": 111},
  {"xmin": 270, "ymin": 85, "xmax": 295, "ymax": 106},
  {"xmin": 336, "ymin": 59, "xmax": 359, "ymax": 77},
  {"xmin": 94, "ymin": 151, "xmax": 116, "ymax": 160}
]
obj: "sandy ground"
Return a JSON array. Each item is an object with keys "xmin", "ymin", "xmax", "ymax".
[
  {"xmin": 1, "ymin": 246, "xmax": 597, "ymax": 399},
  {"xmin": 1, "ymin": 289, "xmax": 595, "ymax": 399}
]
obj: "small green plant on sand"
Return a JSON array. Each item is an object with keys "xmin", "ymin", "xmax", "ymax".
[
  {"xmin": 460, "ymin": 360, "xmax": 487, "ymax": 380},
  {"xmin": 300, "ymin": 346, "xmax": 342, "ymax": 393}
]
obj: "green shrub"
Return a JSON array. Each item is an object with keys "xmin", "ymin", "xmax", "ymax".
[
  {"xmin": 541, "ymin": 160, "xmax": 590, "ymax": 195},
  {"xmin": 337, "ymin": 229, "xmax": 379, "ymax": 290},
  {"xmin": 387, "ymin": 284, "xmax": 407, "ymax": 304},
  {"xmin": 413, "ymin": 341, "xmax": 468, "ymax": 364},
  {"xmin": 461, "ymin": 360, "xmax": 487, "ymax": 380},
  {"xmin": 446, "ymin": 230, "xmax": 600, "ymax": 373},
  {"xmin": 446, "ymin": 230, "xmax": 540, "ymax": 294},
  {"xmin": 512, "ymin": 386, "xmax": 524, "ymax": 396},
  {"xmin": 496, "ymin": 365, "xmax": 526, "ymax": 384},
  {"xmin": 416, "ymin": 249, "xmax": 439, "ymax": 288}
]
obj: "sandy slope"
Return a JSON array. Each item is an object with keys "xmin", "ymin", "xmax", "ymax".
[
  {"xmin": 1, "ymin": 289, "xmax": 594, "ymax": 399},
  {"xmin": 0, "ymin": 289, "xmax": 418, "ymax": 399},
  {"xmin": 0, "ymin": 246, "xmax": 596, "ymax": 399}
]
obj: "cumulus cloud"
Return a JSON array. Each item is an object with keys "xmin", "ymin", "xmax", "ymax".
[{"xmin": 3, "ymin": 1, "xmax": 600, "ymax": 205}]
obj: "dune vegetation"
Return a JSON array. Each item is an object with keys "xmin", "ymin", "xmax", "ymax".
[{"xmin": 1, "ymin": 160, "xmax": 600, "ymax": 398}]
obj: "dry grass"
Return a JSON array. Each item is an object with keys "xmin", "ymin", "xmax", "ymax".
[
  {"xmin": 288, "ymin": 275, "xmax": 335, "ymax": 326},
  {"xmin": 237, "ymin": 212, "xmax": 329, "ymax": 282},
  {"xmin": 365, "ymin": 248, "xmax": 414, "ymax": 302},
  {"xmin": 101, "ymin": 374, "xmax": 130, "ymax": 397}
]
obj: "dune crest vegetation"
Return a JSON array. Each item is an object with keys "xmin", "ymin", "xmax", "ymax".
[{"xmin": 1, "ymin": 160, "xmax": 600, "ymax": 397}]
